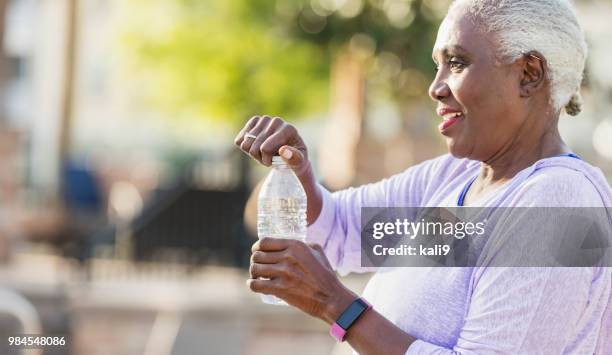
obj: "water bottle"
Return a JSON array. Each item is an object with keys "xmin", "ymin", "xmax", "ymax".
[{"xmin": 257, "ymin": 155, "xmax": 307, "ymax": 305}]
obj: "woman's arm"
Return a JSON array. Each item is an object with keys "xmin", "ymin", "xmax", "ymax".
[
  {"xmin": 248, "ymin": 237, "xmax": 416, "ymax": 355},
  {"xmin": 249, "ymin": 237, "xmax": 600, "ymax": 355},
  {"xmin": 331, "ymin": 305, "xmax": 417, "ymax": 355},
  {"xmin": 236, "ymin": 114, "xmax": 436, "ymax": 274}
]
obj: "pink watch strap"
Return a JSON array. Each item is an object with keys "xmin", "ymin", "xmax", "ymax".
[
  {"xmin": 330, "ymin": 323, "xmax": 346, "ymax": 342},
  {"xmin": 329, "ymin": 297, "xmax": 372, "ymax": 342}
]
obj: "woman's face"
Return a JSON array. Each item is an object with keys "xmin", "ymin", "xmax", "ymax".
[{"xmin": 429, "ymin": 8, "xmax": 527, "ymax": 160}]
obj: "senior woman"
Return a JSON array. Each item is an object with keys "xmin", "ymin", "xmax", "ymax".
[{"xmin": 234, "ymin": 0, "xmax": 611, "ymax": 354}]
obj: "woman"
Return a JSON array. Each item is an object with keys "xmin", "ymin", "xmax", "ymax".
[{"xmin": 234, "ymin": 0, "xmax": 612, "ymax": 354}]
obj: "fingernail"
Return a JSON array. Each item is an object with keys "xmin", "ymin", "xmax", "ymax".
[{"xmin": 281, "ymin": 149, "xmax": 293, "ymax": 160}]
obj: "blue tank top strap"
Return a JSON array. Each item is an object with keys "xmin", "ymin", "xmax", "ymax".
[
  {"xmin": 556, "ymin": 153, "xmax": 582, "ymax": 160},
  {"xmin": 457, "ymin": 175, "xmax": 477, "ymax": 206}
]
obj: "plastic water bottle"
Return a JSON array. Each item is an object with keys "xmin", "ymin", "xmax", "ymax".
[{"xmin": 257, "ymin": 155, "xmax": 307, "ymax": 305}]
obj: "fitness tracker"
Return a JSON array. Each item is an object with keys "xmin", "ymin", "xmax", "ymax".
[{"xmin": 330, "ymin": 297, "xmax": 372, "ymax": 342}]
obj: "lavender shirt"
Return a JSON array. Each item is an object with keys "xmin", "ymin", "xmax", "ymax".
[{"xmin": 307, "ymin": 154, "xmax": 612, "ymax": 354}]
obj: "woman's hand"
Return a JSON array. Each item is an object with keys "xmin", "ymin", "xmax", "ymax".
[
  {"xmin": 234, "ymin": 115, "xmax": 323, "ymax": 225},
  {"xmin": 247, "ymin": 237, "xmax": 357, "ymax": 325},
  {"xmin": 234, "ymin": 115, "xmax": 310, "ymax": 176}
]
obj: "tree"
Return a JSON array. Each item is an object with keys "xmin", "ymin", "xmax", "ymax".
[
  {"xmin": 272, "ymin": 0, "xmax": 446, "ymax": 187},
  {"xmin": 117, "ymin": 0, "xmax": 446, "ymax": 128},
  {"xmin": 118, "ymin": 0, "xmax": 448, "ymax": 188},
  {"xmin": 278, "ymin": 0, "xmax": 444, "ymax": 98},
  {"xmin": 118, "ymin": 0, "xmax": 330, "ymax": 128}
]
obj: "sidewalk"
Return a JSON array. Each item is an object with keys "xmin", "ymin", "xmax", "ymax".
[{"xmin": 0, "ymin": 252, "xmax": 370, "ymax": 355}]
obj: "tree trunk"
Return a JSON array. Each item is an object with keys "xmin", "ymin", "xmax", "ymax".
[
  {"xmin": 317, "ymin": 50, "xmax": 366, "ymax": 190},
  {"xmin": 0, "ymin": 0, "xmax": 14, "ymax": 262},
  {"xmin": 0, "ymin": 0, "xmax": 9, "ymax": 119},
  {"xmin": 58, "ymin": 0, "xmax": 79, "ymax": 197}
]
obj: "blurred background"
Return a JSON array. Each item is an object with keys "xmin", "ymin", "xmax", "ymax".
[{"xmin": 0, "ymin": 0, "xmax": 610, "ymax": 354}]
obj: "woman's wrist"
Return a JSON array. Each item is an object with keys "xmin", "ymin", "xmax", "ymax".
[
  {"xmin": 297, "ymin": 162, "xmax": 323, "ymax": 226},
  {"xmin": 320, "ymin": 286, "xmax": 359, "ymax": 325}
]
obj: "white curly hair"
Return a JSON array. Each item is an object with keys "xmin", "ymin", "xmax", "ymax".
[{"xmin": 449, "ymin": 0, "xmax": 588, "ymax": 116}]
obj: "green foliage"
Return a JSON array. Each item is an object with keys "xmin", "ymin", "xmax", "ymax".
[
  {"xmin": 279, "ymin": 0, "xmax": 444, "ymax": 73},
  {"xmin": 118, "ymin": 0, "xmax": 447, "ymax": 127},
  {"xmin": 119, "ymin": 0, "xmax": 330, "ymax": 128}
]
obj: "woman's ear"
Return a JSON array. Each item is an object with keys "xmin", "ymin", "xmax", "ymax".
[{"xmin": 519, "ymin": 51, "xmax": 546, "ymax": 97}]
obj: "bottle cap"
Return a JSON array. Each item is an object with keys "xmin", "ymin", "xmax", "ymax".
[{"xmin": 272, "ymin": 156, "xmax": 284, "ymax": 164}]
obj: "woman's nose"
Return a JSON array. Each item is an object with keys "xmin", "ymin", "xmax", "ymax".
[{"xmin": 428, "ymin": 77, "xmax": 450, "ymax": 101}]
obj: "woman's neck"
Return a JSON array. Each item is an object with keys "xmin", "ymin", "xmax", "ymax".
[
  {"xmin": 478, "ymin": 114, "xmax": 569, "ymax": 185},
  {"xmin": 463, "ymin": 128, "xmax": 568, "ymax": 206}
]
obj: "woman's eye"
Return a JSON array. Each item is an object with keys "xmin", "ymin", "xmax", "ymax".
[{"xmin": 449, "ymin": 60, "xmax": 465, "ymax": 70}]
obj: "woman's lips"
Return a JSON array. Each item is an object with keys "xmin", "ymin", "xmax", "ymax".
[{"xmin": 438, "ymin": 113, "xmax": 464, "ymax": 132}]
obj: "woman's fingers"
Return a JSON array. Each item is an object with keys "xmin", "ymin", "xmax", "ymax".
[
  {"xmin": 252, "ymin": 237, "xmax": 295, "ymax": 252},
  {"xmin": 235, "ymin": 115, "xmax": 309, "ymax": 168},
  {"xmin": 249, "ymin": 117, "xmax": 284, "ymax": 163},
  {"xmin": 239, "ymin": 115, "xmax": 271, "ymax": 154},
  {"xmin": 258, "ymin": 128, "xmax": 291, "ymax": 166},
  {"xmin": 278, "ymin": 145, "xmax": 307, "ymax": 171},
  {"xmin": 234, "ymin": 115, "xmax": 260, "ymax": 146},
  {"xmin": 251, "ymin": 250, "xmax": 285, "ymax": 264},
  {"xmin": 249, "ymin": 262, "xmax": 282, "ymax": 279},
  {"xmin": 246, "ymin": 278, "xmax": 277, "ymax": 295}
]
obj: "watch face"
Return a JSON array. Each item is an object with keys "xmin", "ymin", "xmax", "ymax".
[{"xmin": 336, "ymin": 299, "xmax": 368, "ymax": 330}]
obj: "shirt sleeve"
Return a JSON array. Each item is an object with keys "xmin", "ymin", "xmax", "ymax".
[
  {"xmin": 306, "ymin": 180, "xmax": 405, "ymax": 276},
  {"xmin": 306, "ymin": 156, "xmax": 447, "ymax": 275}
]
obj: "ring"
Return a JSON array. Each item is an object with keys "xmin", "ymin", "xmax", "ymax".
[{"xmin": 245, "ymin": 133, "xmax": 257, "ymax": 139}]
